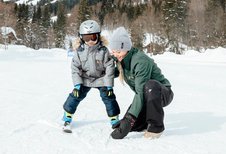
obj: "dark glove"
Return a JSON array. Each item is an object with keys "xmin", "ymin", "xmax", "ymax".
[
  {"xmin": 106, "ymin": 87, "xmax": 113, "ymax": 97},
  {"xmin": 111, "ymin": 113, "xmax": 136, "ymax": 139},
  {"xmin": 73, "ymin": 84, "xmax": 81, "ymax": 98}
]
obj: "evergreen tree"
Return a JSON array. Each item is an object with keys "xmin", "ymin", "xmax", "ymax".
[
  {"xmin": 54, "ymin": 2, "xmax": 67, "ymax": 48},
  {"xmin": 36, "ymin": 6, "xmax": 42, "ymax": 20},
  {"xmin": 14, "ymin": 3, "xmax": 18, "ymax": 14},
  {"xmin": 28, "ymin": 4, "xmax": 51, "ymax": 49},
  {"xmin": 220, "ymin": 0, "xmax": 226, "ymax": 12},
  {"xmin": 98, "ymin": 0, "xmax": 114, "ymax": 25},
  {"xmin": 32, "ymin": 6, "xmax": 37, "ymax": 23},
  {"xmin": 130, "ymin": 23, "xmax": 144, "ymax": 50},
  {"xmin": 64, "ymin": 0, "xmax": 79, "ymax": 11},
  {"xmin": 42, "ymin": 5, "xmax": 51, "ymax": 28},
  {"xmin": 152, "ymin": 0, "xmax": 162, "ymax": 14},
  {"xmin": 23, "ymin": 5, "xmax": 35, "ymax": 48},
  {"xmin": 15, "ymin": 4, "xmax": 29, "ymax": 44},
  {"xmin": 39, "ymin": 4, "xmax": 51, "ymax": 48},
  {"xmin": 77, "ymin": 0, "xmax": 91, "ymax": 26},
  {"xmin": 29, "ymin": 5, "xmax": 43, "ymax": 49},
  {"xmin": 204, "ymin": 0, "xmax": 226, "ymax": 47},
  {"xmin": 162, "ymin": 0, "xmax": 190, "ymax": 54}
]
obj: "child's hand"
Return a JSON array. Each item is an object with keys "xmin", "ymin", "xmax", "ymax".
[
  {"xmin": 73, "ymin": 84, "xmax": 81, "ymax": 98},
  {"xmin": 106, "ymin": 87, "xmax": 113, "ymax": 97},
  {"xmin": 73, "ymin": 89, "xmax": 80, "ymax": 97}
]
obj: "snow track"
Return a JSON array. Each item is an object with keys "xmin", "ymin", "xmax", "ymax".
[{"xmin": 0, "ymin": 45, "xmax": 226, "ymax": 154}]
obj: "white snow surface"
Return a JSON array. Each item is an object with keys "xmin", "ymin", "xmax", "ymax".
[
  {"xmin": 0, "ymin": 45, "xmax": 226, "ymax": 154},
  {"xmin": 15, "ymin": 0, "xmax": 58, "ymax": 5},
  {"xmin": 15, "ymin": 0, "xmax": 41, "ymax": 5}
]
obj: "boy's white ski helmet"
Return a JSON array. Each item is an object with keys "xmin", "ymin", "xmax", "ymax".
[{"xmin": 79, "ymin": 20, "xmax": 101, "ymax": 35}]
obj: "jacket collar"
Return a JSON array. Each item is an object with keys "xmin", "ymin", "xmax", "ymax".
[
  {"xmin": 121, "ymin": 48, "xmax": 138, "ymax": 70},
  {"xmin": 84, "ymin": 42, "xmax": 100, "ymax": 51}
]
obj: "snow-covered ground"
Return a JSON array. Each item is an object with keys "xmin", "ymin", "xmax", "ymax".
[
  {"xmin": 15, "ymin": 0, "xmax": 41, "ymax": 5},
  {"xmin": 0, "ymin": 45, "xmax": 226, "ymax": 154}
]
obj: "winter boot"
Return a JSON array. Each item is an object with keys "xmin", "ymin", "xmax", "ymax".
[
  {"xmin": 144, "ymin": 131, "xmax": 162, "ymax": 139},
  {"xmin": 62, "ymin": 111, "xmax": 73, "ymax": 123}
]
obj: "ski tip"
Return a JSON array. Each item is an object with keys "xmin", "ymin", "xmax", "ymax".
[{"xmin": 63, "ymin": 129, "xmax": 72, "ymax": 133}]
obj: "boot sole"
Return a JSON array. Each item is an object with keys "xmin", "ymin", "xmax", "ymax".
[{"xmin": 144, "ymin": 131, "xmax": 162, "ymax": 139}]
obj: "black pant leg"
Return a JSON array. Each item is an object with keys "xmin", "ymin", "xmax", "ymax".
[{"xmin": 144, "ymin": 80, "xmax": 174, "ymax": 133}]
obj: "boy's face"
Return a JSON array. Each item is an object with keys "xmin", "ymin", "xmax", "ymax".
[
  {"xmin": 82, "ymin": 34, "xmax": 98, "ymax": 46},
  {"xmin": 111, "ymin": 50, "xmax": 128, "ymax": 62},
  {"xmin": 85, "ymin": 40, "xmax": 98, "ymax": 46}
]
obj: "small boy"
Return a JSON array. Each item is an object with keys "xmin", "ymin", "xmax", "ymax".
[{"xmin": 62, "ymin": 20, "xmax": 120, "ymax": 133}]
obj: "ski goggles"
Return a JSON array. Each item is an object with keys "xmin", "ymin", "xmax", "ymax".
[{"xmin": 81, "ymin": 33, "xmax": 98, "ymax": 42}]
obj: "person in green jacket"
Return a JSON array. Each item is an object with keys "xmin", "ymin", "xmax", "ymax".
[{"xmin": 109, "ymin": 27, "xmax": 174, "ymax": 139}]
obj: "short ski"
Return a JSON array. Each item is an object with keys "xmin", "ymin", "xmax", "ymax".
[
  {"xmin": 38, "ymin": 120, "xmax": 72, "ymax": 133},
  {"xmin": 63, "ymin": 127, "xmax": 72, "ymax": 133},
  {"xmin": 63, "ymin": 122, "xmax": 72, "ymax": 133}
]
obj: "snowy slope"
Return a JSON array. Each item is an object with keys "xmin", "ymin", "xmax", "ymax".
[
  {"xmin": 0, "ymin": 45, "xmax": 226, "ymax": 154},
  {"xmin": 15, "ymin": 0, "xmax": 41, "ymax": 5}
]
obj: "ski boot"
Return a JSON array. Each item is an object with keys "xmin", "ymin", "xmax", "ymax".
[
  {"xmin": 62, "ymin": 111, "xmax": 73, "ymax": 133},
  {"xmin": 110, "ymin": 115, "xmax": 120, "ymax": 129}
]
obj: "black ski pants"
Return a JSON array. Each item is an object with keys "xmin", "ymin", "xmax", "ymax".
[{"xmin": 131, "ymin": 80, "xmax": 174, "ymax": 133}]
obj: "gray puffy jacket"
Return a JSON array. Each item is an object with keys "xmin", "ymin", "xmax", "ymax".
[{"xmin": 71, "ymin": 42, "xmax": 114, "ymax": 87}]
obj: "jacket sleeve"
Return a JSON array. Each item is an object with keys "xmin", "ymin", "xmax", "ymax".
[
  {"xmin": 103, "ymin": 49, "xmax": 115, "ymax": 87},
  {"xmin": 71, "ymin": 52, "xmax": 83, "ymax": 86},
  {"xmin": 128, "ymin": 60, "xmax": 152, "ymax": 117}
]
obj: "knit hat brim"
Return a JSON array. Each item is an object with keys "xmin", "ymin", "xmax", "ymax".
[{"xmin": 109, "ymin": 41, "xmax": 132, "ymax": 51}]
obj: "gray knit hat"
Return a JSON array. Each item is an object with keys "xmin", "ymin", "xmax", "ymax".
[{"xmin": 109, "ymin": 27, "xmax": 132, "ymax": 51}]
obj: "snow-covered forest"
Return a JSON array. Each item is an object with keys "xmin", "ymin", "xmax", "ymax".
[{"xmin": 0, "ymin": 0, "xmax": 226, "ymax": 53}]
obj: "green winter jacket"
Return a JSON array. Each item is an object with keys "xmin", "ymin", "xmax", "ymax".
[{"xmin": 120, "ymin": 48, "xmax": 171, "ymax": 118}]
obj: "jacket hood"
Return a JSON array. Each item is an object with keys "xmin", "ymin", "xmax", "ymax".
[{"xmin": 121, "ymin": 48, "xmax": 138, "ymax": 70}]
